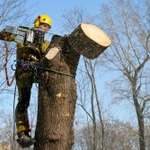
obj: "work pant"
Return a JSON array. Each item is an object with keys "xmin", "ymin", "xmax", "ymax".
[{"xmin": 15, "ymin": 67, "xmax": 34, "ymax": 133}]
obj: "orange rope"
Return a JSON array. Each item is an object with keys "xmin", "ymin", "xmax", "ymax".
[{"xmin": 4, "ymin": 41, "xmax": 15, "ymax": 86}]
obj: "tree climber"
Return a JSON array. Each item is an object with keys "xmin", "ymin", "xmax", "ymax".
[{"xmin": 0, "ymin": 14, "xmax": 52, "ymax": 148}]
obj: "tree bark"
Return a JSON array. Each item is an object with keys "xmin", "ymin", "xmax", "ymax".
[{"xmin": 34, "ymin": 35, "xmax": 80, "ymax": 150}]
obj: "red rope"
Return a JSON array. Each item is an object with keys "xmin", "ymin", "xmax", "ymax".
[{"xmin": 4, "ymin": 41, "xmax": 15, "ymax": 86}]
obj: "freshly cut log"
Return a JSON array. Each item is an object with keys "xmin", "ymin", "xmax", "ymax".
[{"xmin": 68, "ymin": 23, "xmax": 111, "ymax": 59}]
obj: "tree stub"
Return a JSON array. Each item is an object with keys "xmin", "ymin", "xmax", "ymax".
[{"xmin": 68, "ymin": 23, "xmax": 111, "ymax": 59}]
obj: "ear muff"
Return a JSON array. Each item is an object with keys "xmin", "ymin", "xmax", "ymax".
[{"xmin": 34, "ymin": 16, "xmax": 40, "ymax": 28}]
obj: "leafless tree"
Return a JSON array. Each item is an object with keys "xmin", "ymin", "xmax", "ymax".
[
  {"xmin": 98, "ymin": 0, "xmax": 150, "ymax": 149},
  {"xmin": 83, "ymin": 58, "xmax": 105, "ymax": 150},
  {"xmin": 73, "ymin": 119, "xmax": 140, "ymax": 150},
  {"xmin": 0, "ymin": 96, "xmax": 37, "ymax": 150}
]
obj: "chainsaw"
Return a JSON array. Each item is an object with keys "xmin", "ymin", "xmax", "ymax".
[{"xmin": 5, "ymin": 25, "xmax": 45, "ymax": 45}]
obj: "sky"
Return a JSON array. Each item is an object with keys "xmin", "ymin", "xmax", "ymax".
[{"xmin": 26, "ymin": 0, "xmax": 108, "ymax": 36}]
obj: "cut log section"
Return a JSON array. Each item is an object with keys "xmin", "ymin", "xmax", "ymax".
[{"xmin": 68, "ymin": 23, "xmax": 111, "ymax": 59}]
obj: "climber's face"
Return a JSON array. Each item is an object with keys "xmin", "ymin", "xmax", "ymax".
[{"xmin": 39, "ymin": 23, "xmax": 50, "ymax": 33}]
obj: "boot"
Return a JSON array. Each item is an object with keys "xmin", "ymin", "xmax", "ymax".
[{"xmin": 17, "ymin": 131, "xmax": 36, "ymax": 148}]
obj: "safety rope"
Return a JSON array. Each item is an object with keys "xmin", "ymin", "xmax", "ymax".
[
  {"xmin": 13, "ymin": 59, "xmax": 75, "ymax": 78},
  {"xmin": 36, "ymin": 66, "xmax": 75, "ymax": 77},
  {"xmin": 3, "ymin": 42, "xmax": 16, "ymax": 149},
  {"xmin": 4, "ymin": 42, "xmax": 15, "ymax": 86},
  {"xmin": 12, "ymin": 84, "xmax": 17, "ymax": 150}
]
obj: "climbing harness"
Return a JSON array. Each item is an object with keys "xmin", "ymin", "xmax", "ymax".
[
  {"xmin": 11, "ymin": 59, "xmax": 75, "ymax": 78},
  {"xmin": 36, "ymin": 66, "xmax": 75, "ymax": 77},
  {"xmin": 4, "ymin": 41, "xmax": 74, "ymax": 87}
]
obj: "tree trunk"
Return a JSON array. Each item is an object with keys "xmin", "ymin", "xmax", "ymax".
[
  {"xmin": 34, "ymin": 24, "xmax": 111, "ymax": 150},
  {"xmin": 34, "ymin": 35, "xmax": 80, "ymax": 150},
  {"xmin": 68, "ymin": 23, "xmax": 111, "ymax": 59}
]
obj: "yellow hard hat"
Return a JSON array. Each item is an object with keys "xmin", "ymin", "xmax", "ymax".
[{"xmin": 34, "ymin": 14, "xmax": 52, "ymax": 28}]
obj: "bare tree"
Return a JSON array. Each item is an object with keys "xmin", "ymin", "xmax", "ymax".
[
  {"xmin": 74, "ymin": 119, "xmax": 140, "ymax": 150},
  {"xmin": 0, "ymin": 0, "xmax": 28, "ymax": 26},
  {"xmin": 98, "ymin": 0, "xmax": 150, "ymax": 149},
  {"xmin": 83, "ymin": 58, "xmax": 105, "ymax": 150},
  {"xmin": 0, "ymin": 96, "xmax": 37, "ymax": 150}
]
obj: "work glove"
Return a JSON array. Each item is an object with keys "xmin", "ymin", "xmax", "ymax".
[{"xmin": 40, "ymin": 40, "xmax": 50, "ymax": 54}]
